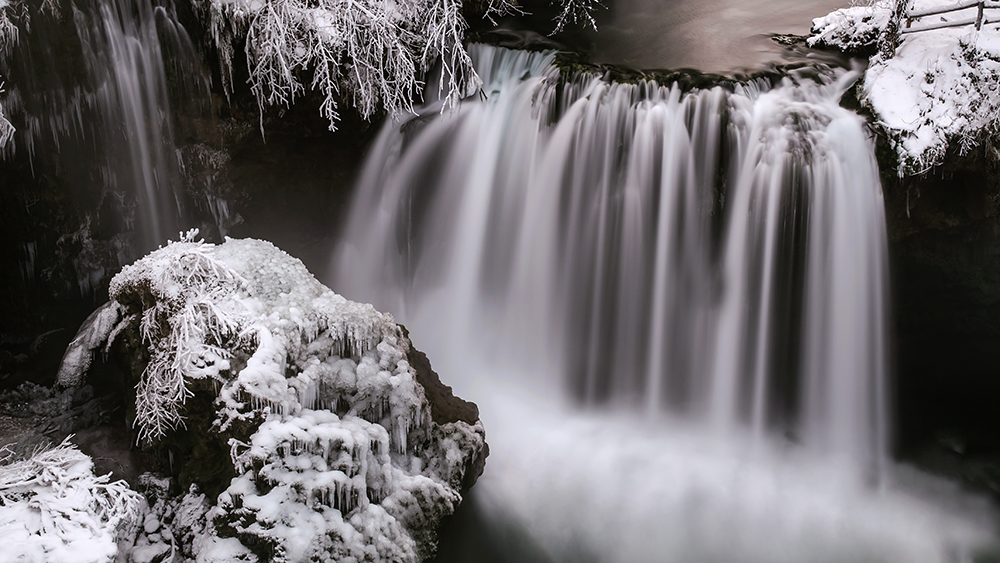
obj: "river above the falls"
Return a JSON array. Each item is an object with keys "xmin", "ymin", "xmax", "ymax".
[{"xmin": 507, "ymin": 0, "xmax": 854, "ymax": 72}]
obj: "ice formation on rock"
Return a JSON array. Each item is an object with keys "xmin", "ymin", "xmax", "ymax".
[
  {"xmin": 58, "ymin": 301, "xmax": 125, "ymax": 388},
  {"xmin": 58, "ymin": 232, "xmax": 487, "ymax": 562},
  {"xmin": 0, "ymin": 439, "xmax": 142, "ymax": 563}
]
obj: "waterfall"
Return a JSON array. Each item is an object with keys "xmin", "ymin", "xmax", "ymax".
[
  {"xmin": 337, "ymin": 45, "xmax": 887, "ymax": 468},
  {"xmin": 335, "ymin": 45, "xmax": 995, "ymax": 562},
  {"xmin": 2, "ymin": 0, "xmax": 209, "ymax": 252}
]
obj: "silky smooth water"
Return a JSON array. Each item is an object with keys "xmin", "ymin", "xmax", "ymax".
[
  {"xmin": 334, "ymin": 45, "xmax": 996, "ymax": 562},
  {"xmin": 3, "ymin": 0, "xmax": 208, "ymax": 253}
]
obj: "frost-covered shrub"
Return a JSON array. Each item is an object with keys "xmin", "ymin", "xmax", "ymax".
[
  {"xmin": 0, "ymin": 439, "xmax": 142, "ymax": 563},
  {"xmin": 59, "ymin": 232, "xmax": 487, "ymax": 562}
]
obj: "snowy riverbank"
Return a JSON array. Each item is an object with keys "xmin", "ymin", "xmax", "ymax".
[{"xmin": 811, "ymin": 0, "xmax": 1000, "ymax": 175}]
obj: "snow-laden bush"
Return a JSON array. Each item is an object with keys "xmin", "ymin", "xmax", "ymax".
[
  {"xmin": 59, "ymin": 231, "xmax": 487, "ymax": 562},
  {"xmin": 0, "ymin": 439, "xmax": 142, "ymax": 563}
]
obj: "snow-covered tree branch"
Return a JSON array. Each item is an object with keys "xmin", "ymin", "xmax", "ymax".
[
  {"xmin": 201, "ymin": 0, "xmax": 601, "ymax": 131},
  {"xmin": 204, "ymin": 0, "xmax": 483, "ymax": 131}
]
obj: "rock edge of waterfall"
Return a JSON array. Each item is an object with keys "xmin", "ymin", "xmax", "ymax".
[{"xmin": 35, "ymin": 233, "xmax": 488, "ymax": 563}]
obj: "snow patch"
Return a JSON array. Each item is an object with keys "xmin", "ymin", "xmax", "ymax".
[{"xmin": 809, "ymin": 1, "xmax": 891, "ymax": 52}]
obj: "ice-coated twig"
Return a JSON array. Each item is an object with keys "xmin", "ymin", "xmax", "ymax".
[{"xmin": 550, "ymin": 0, "xmax": 602, "ymax": 33}]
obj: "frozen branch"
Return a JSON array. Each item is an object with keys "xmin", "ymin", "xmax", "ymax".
[
  {"xmin": 203, "ymin": 0, "xmax": 481, "ymax": 131},
  {"xmin": 551, "ymin": 0, "xmax": 602, "ymax": 33}
]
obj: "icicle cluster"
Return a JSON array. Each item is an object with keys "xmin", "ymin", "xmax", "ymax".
[
  {"xmin": 230, "ymin": 411, "xmax": 391, "ymax": 513},
  {"xmin": 57, "ymin": 301, "xmax": 125, "ymax": 388},
  {"xmin": 0, "ymin": 439, "xmax": 142, "ymax": 563},
  {"xmin": 218, "ymin": 408, "xmax": 469, "ymax": 563},
  {"xmin": 0, "ymin": 81, "xmax": 12, "ymax": 148}
]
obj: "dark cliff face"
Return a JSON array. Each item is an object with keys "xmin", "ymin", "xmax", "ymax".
[{"xmin": 881, "ymin": 142, "xmax": 1000, "ymax": 487}]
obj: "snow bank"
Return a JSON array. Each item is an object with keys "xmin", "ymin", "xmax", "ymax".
[
  {"xmin": 810, "ymin": 0, "xmax": 1000, "ymax": 174},
  {"xmin": 202, "ymin": 0, "xmax": 480, "ymax": 131},
  {"xmin": 809, "ymin": 1, "xmax": 891, "ymax": 53},
  {"xmin": 58, "ymin": 231, "xmax": 487, "ymax": 562},
  {"xmin": 0, "ymin": 439, "xmax": 142, "ymax": 563}
]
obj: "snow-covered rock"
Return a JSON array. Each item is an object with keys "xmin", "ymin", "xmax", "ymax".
[
  {"xmin": 810, "ymin": 0, "xmax": 1000, "ymax": 175},
  {"xmin": 58, "ymin": 232, "xmax": 488, "ymax": 562},
  {"xmin": 809, "ymin": 2, "xmax": 891, "ymax": 53}
]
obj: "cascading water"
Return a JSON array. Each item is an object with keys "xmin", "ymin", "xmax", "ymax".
[
  {"xmin": 1, "ymin": 0, "xmax": 209, "ymax": 253},
  {"xmin": 75, "ymin": 0, "xmax": 208, "ymax": 250},
  {"xmin": 335, "ymin": 46, "xmax": 994, "ymax": 562}
]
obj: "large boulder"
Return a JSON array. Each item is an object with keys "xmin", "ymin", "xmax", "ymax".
[{"xmin": 57, "ymin": 232, "xmax": 487, "ymax": 562}]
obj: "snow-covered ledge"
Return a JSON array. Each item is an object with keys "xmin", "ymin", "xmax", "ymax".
[
  {"xmin": 56, "ymin": 231, "xmax": 487, "ymax": 562},
  {"xmin": 810, "ymin": 0, "xmax": 1000, "ymax": 175}
]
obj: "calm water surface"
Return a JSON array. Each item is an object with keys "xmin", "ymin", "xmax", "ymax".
[{"xmin": 558, "ymin": 0, "xmax": 853, "ymax": 72}]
